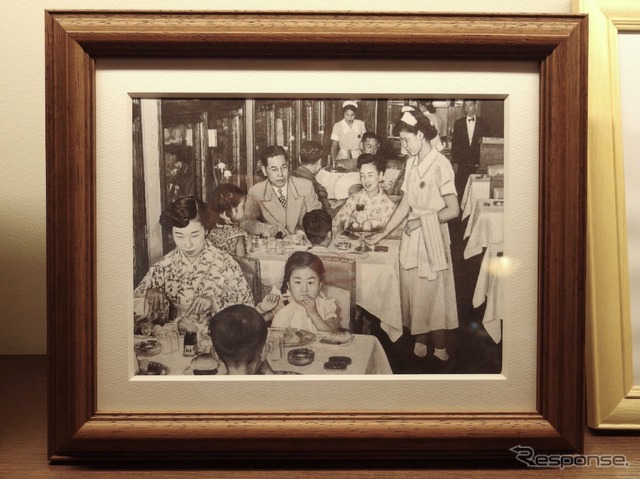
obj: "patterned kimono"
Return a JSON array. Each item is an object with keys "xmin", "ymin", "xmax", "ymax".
[
  {"xmin": 332, "ymin": 187, "xmax": 396, "ymax": 233},
  {"xmin": 207, "ymin": 223, "xmax": 248, "ymax": 255},
  {"xmin": 134, "ymin": 239, "xmax": 254, "ymax": 326}
]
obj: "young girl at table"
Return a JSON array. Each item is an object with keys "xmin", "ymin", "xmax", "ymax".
[
  {"xmin": 271, "ymin": 251, "xmax": 340, "ymax": 333},
  {"xmin": 207, "ymin": 184, "xmax": 249, "ymax": 257},
  {"xmin": 367, "ymin": 110, "xmax": 459, "ymax": 365}
]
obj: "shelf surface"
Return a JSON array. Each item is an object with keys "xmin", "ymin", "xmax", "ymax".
[{"xmin": 2, "ymin": 355, "xmax": 639, "ymax": 478}]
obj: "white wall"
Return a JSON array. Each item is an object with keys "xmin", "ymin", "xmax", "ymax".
[{"xmin": 0, "ymin": 0, "xmax": 570, "ymax": 354}]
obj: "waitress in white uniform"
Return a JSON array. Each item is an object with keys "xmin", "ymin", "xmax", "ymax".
[
  {"xmin": 330, "ymin": 100, "xmax": 367, "ymax": 171},
  {"xmin": 366, "ymin": 110, "xmax": 459, "ymax": 369}
]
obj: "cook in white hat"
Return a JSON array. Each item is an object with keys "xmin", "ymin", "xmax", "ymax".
[{"xmin": 330, "ymin": 100, "xmax": 367, "ymax": 170}]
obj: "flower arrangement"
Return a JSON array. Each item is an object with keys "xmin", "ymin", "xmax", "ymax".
[{"xmin": 213, "ymin": 161, "xmax": 233, "ymax": 187}]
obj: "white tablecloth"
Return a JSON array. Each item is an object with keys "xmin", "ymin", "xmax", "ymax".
[
  {"xmin": 472, "ymin": 244, "xmax": 504, "ymax": 343},
  {"xmin": 461, "ymin": 174, "xmax": 491, "ymax": 222},
  {"xmin": 134, "ymin": 331, "xmax": 392, "ymax": 375},
  {"xmin": 249, "ymin": 239, "xmax": 404, "ymax": 342},
  {"xmin": 268, "ymin": 333, "xmax": 392, "ymax": 375},
  {"xmin": 464, "ymin": 199, "xmax": 504, "ymax": 259}
]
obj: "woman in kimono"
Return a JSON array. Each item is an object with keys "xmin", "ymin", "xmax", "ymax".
[{"xmin": 134, "ymin": 196, "xmax": 255, "ymax": 331}]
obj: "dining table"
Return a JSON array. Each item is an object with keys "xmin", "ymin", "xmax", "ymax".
[
  {"xmin": 134, "ymin": 328, "xmax": 393, "ymax": 376},
  {"xmin": 472, "ymin": 243, "xmax": 504, "ymax": 344},
  {"xmin": 463, "ymin": 198, "xmax": 504, "ymax": 259},
  {"xmin": 247, "ymin": 239, "xmax": 404, "ymax": 342},
  {"xmin": 460, "ymin": 174, "xmax": 491, "ymax": 222}
]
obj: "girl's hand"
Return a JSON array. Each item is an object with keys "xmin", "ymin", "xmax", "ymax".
[
  {"xmin": 144, "ymin": 288, "xmax": 164, "ymax": 314},
  {"xmin": 258, "ymin": 293, "xmax": 279, "ymax": 313},
  {"xmin": 298, "ymin": 295, "xmax": 319, "ymax": 317},
  {"xmin": 186, "ymin": 296, "xmax": 214, "ymax": 317}
]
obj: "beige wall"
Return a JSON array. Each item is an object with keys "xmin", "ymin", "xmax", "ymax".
[{"xmin": 0, "ymin": 0, "xmax": 570, "ymax": 354}]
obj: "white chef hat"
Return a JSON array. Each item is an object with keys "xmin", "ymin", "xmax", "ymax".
[
  {"xmin": 400, "ymin": 105, "xmax": 417, "ymax": 113},
  {"xmin": 342, "ymin": 100, "xmax": 358, "ymax": 109}
]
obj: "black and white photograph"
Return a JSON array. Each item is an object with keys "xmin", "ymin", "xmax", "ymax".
[{"xmin": 132, "ymin": 97, "xmax": 505, "ymax": 376}]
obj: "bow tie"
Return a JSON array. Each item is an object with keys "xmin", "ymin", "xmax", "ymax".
[{"xmin": 467, "ymin": 117, "xmax": 475, "ymax": 122}]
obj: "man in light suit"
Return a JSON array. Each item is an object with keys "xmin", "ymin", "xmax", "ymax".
[
  {"xmin": 450, "ymin": 100, "xmax": 489, "ymax": 197},
  {"xmin": 242, "ymin": 145, "xmax": 322, "ymax": 236}
]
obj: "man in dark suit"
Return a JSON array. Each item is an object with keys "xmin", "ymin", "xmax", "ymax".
[
  {"xmin": 290, "ymin": 140, "xmax": 332, "ymax": 215},
  {"xmin": 450, "ymin": 100, "xmax": 489, "ymax": 197},
  {"xmin": 242, "ymin": 145, "xmax": 322, "ymax": 236}
]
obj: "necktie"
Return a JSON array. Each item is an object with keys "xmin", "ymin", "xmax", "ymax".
[
  {"xmin": 468, "ymin": 117, "xmax": 475, "ymax": 122},
  {"xmin": 277, "ymin": 188, "xmax": 287, "ymax": 209}
]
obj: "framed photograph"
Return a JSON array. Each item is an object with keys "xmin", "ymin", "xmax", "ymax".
[
  {"xmin": 574, "ymin": 0, "xmax": 640, "ymax": 429},
  {"xmin": 46, "ymin": 11, "xmax": 586, "ymax": 461},
  {"xmin": 128, "ymin": 96, "xmax": 507, "ymax": 378}
]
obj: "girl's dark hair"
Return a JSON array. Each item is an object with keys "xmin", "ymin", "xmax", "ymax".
[
  {"xmin": 393, "ymin": 110, "xmax": 438, "ymax": 141},
  {"xmin": 159, "ymin": 196, "xmax": 215, "ymax": 232},
  {"xmin": 210, "ymin": 184, "xmax": 247, "ymax": 225},
  {"xmin": 281, "ymin": 251, "xmax": 326, "ymax": 295},
  {"xmin": 356, "ymin": 153, "xmax": 387, "ymax": 174},
  {"xmin": 342, "ymin": 105, "xmax": 357, "ymax": 114}
]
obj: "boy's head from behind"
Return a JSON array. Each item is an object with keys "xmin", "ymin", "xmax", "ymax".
[
  {"xmin": 303, "ymin": 209, "xmax": 332, "ymax": 246},
  {"xmin": 209, "ymin": 304, "xmax": 268, "ymax": 374}
]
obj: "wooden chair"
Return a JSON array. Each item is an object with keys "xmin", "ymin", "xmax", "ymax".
[
  {"xmin": 320, "ymin": 255, "xmax": 357, "ymax": 331},
  {"xmin": 232, "ymin": 255, "xmax": 262, "ymax": 303}
]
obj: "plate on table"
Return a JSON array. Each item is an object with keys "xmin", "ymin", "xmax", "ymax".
[
  {"xmin": 276, "ymin": 328, "xmax": 316, "ymax": 347},
  {"xmin": 183, "ymin": 353, "xmax": 224, "ymax": 375},
  {"xmin": 135, "ymin": 339, "xmax": 162, "ymax": 357},
  {"xmin": 138, "ymin": 360, "xmax": 170, "ymax": 375},
  {"xmin": 317, "ymin": 329, "xmax": 354, "ymax": 346}
]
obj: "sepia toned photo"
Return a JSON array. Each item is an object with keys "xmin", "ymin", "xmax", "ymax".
[{"xmin": 132, "ymin": 97, "xmax": 505, "ymax": 376}]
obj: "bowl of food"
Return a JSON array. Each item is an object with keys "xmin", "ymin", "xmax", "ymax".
[
  {"xmin": 287, "ymin": 348, "xmax": 315, "ymax": 366},
  {"xmin": 183, "ymin": 353, "xmax": 223, "ymax": 375},
  {"xmin": 135, "ymin": 339, "xmax": 162, "ymax": 357},
  {"xmin": 281, "ymin": 328, "xmax": 315, "ymax": 347},
  {"xmin": 137, "ymin": 359, "xmax": 169, "ymax": 375}
]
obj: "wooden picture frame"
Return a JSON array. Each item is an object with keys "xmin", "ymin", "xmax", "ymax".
[
  {"xmin": 574, "ymin": 0, "xmax": 640, "ymax": 429},
  {"xmin": 46, "ymin": 11, "xmax": 587, "ymax": 461}
]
